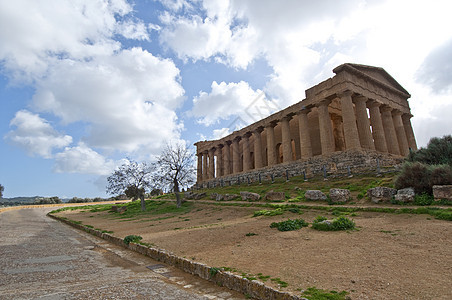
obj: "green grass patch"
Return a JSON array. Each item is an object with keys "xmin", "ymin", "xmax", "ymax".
[
  {"xmin": 300, "ymin": 287, "xmax": 349, "ymax": 300},
  {"xmin": 312, "ymin": 215, "xmax": 356, "ymax": 231},
  {"xmin": 270, "ymin": 218, "xmax": 308, "ymax": 231},
  {"xmin": 253, "ymin": 208, "xmax": 284, "ymax": 217},
  {"xmin": 123, "ymin": 235, "xmax": 143, "ymax": 245}
]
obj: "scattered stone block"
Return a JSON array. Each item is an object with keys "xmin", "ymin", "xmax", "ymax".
[
  {"xmin": 329, "ymin": 188, "xmax": 351, "ymax": 203},
  {"xmin": 305, "ymin": 190, "xmax": 327, "ymax": 201},
  {"xmin": 193, "ymin": 192, "xmax": 206, "ymax": 200},
  {"xmin": 215, "ymin": 194, "xmax": 224, "ymax": 201},
  {"xmin": 367, "ymin": 187, "xmax": 397, "ymax": 204},
  {"xmin": 223, "ymin": 194, "xmax": 239, "ymax": 201},
  {"xmin": 210, "ymin": 193, "xmax": 218, "ymax": 200},
  {"xmin": 394, "ymin": 187, "xmax": 415, "ymax": 203},
  {"xmin": 433, "ymin": 185, "xmax": 452, "ymax": 201},
  {"xmin": 240, "ymin": 191, "xmax": 261, "ymax": 201},
  {"xmin": 265, "ymin": 191, "xmax": 285, "ymax": 201},
  {"xmin": 111, "ymin": 206, "xmax": 127, "ymax": 214},
  {"xmin": 184, "ymin": 192, "xmax": 194, "ymax": 200}
]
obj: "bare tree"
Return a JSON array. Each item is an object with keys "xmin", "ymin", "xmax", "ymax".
[
  {"xmin": 0, "ymin": 184, "xmax": 4, "ymax": 199},
  {"xmin": 106, "ymin": 159, "xmax": 154, "ymax": 211},
  {"xmin": 155, "ymin": 142, "xmax": 196, "ymax": 208}
]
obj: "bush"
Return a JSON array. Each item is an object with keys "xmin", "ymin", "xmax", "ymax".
[
  {"xmin": 123, "ymin": 235, "xmax": 143, "ymax": 245},
  {"xmin": 430, "ymin": 165, "xmax": 452, "ymax": 186},
  {"xmin": 312, "ymin": 216, "xmax": 356, "ymax": 231},
  {"xmin": 408, "ymin": 135, "xmax": 452, "ymax": 166},
  {"xmin": 270, "ymin": 218, "xmax": 308, "ymax": 231},
  {"xmin": 395, "ymin": 162, "xmax": 432, "ymax": 194},
  {"xmin": 414, "ymin": 193, "xmax": 434, "ymax": 206},
  {"xmin": 253, "ymin": 208, "xmax": 284, "ymax": 217}
]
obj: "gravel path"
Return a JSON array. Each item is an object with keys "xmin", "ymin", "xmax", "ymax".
[{"xmin": 0, "ymin": 207, "xmax": 245, "ymax": 300}]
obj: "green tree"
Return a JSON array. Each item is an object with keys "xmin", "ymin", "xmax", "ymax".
[
  {"xmin": 408, "ymin": 135, "xmax": 452, "ymax": 166},
  {"xmin": 106, "ymin": 159, "xmax": 155, "ymax": 211},
  {"xmin": 155, "ymin": 143, "xmax": 196, "ymax": 208},
  {"xmin": 0, "ymin": 184, "xmax": 4, "ymax": 198}
]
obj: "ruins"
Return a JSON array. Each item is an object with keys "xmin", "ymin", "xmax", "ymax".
[{"xmin": 194, "ymin": 63, "xmax": 417, "ymax": 186}]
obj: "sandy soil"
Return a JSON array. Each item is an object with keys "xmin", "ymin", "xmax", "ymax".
[{"xmin": 56, "ymin": 202, "xmax": 452, "ymax": 299}]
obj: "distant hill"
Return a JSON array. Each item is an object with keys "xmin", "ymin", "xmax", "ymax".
[{"xmin": 0, "ymin": 196, "xmax": 69, "ymax": 206}]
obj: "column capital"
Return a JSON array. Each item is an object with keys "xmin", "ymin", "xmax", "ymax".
[
  {"xmin": 367, "ymin": 99, "xmax": 382, "ymax": 108},
  {"xmin": 337, "ymin": 90, "xmax": 353, "ymax": 98},
  {"xmin": 208, "ymin": 147, "xmax": 215, "ymax": 154},
  {"xmin": 253, "ymin": 126, "xmax": 264, "ymax": 134},
  {"xmin": 243, "ymin": 132, "xmax": 252, "ymax": 139},
  {"xmin": 380, "ymin": 105, "xmax": 393, "ymax": 113},
  {"xmin": 233, "ymin": 136, "xmax": 242, "ymax": 142},
  {"xmin": 402, "ymin": 113, "xmax": 414, "ymax": 119},
  {"xmin": 391, "ymin": 109, "xmax": 403, "ymax": 116},
  {"xmin": 265, "ymin": 120, "xmax": 278, "ymax": 128},
  {"xmin": 317, "ymin": 98, "xmax": 332, "ymax": 107},
  {"xmin": 281, "ymin": 115, "xmax": 292, "ymax": 122},
  {"xmin": 353, "ymin": 94, "xmax": 367, "ymax": 103},
  {"xmin": 297, "ymin": 107, "xmax": 311, "ymax": 115},
  {"xmin": 216, "ymin": 143, "xmax": 224, "ymax": 149},
  {"xmin": 224, "ymin": 140, "xmax": 232, "ymax": 146}
]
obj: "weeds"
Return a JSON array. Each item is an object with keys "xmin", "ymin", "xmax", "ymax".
[
  {"xmin": 123, "ymin": 235, "xmax": 143, "ymax": 245},
  {"xmin": 312, "ymin": 216, "xmax": 356, "ymax": 231},
  {"xmin": 270, "ymin": 218, "xmax": 308, "ymax": 231}
]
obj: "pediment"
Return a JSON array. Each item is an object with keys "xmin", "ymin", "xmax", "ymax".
[{"xmin": 333, "ymin": 63, "xmax": 410, "ymax": 97}]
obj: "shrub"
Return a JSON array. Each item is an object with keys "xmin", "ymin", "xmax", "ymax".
[
  {"xmin": 253, "ymin": 208, "xmax": 284, "ymax": 217},
  {"xmin": 270, "ymin": 218, "xmax": 308, "ymax": 231},
  {"xmin": 414, "ymin": 193, "xmax": 434, "ymax": 206},
  {"xmin": 430, "ymin": 165, "xmax": 452, "ymax": 186},
  {"xmin": 123, "ymin": 235, "xmax": 143, "ymax": 245},
  {"xmin": 395, "ymin": 162, "xmax": 432, "ymax": 194},
  {"xmin": 312, "ymin": 216, "xmax": 355, "ymax": 231},
  {"xmin": 408, "ymin": 135, "xmax": 452, "ymax": 166}
]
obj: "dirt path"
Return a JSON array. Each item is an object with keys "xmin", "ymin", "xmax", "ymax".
[
  {"xmin": 56, "ymin": 202, "xmax": 452, "ymax": 299},
  {"xmin": 0, "ymin": 207, "xmax": 245, "ymax": 299}
]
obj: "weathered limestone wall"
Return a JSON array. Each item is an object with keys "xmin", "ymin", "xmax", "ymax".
[{"xmin": 195, "ymin": 64, "xmax": 417, "ymax": 184}]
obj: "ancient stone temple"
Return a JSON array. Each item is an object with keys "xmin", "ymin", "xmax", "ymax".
[{"xmin": 194, "ymin": 63, "xmax": 417, "ymax": 186}]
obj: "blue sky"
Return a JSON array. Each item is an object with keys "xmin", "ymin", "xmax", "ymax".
[{"xmin": 1, "ymin": 0, "xmax": 452, "ymax": 198}]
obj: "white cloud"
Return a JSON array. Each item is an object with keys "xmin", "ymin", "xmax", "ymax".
[
  {"xmin": 212, "ymin": 127, "xmax": 231, "ymax": 140},
  {"xmin": 190, "ymin": 81, "xmax": 279, "ymax": 127},
  {"xmin": 5, "ymin": 110, "xmax": 72, "ymax": 158},
  {"xmin": 53, "ymin": 143, "xmax": 118, "ymax": 175}
]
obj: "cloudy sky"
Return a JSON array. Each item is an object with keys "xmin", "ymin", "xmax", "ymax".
[{"xmin": 1, "ymin": 0, "xmax": 451, "ymax": 198}]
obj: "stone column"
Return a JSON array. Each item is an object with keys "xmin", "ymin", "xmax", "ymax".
[
  {"xmin": 202, "ymin": 150, "xmax": 208, "ymax": 181},
  {"xmin": 297, "ymin": 109, "xmax": 312, "ymax": 159},
  {"xmin": 242, "ymin": 133, "xmax": 251, "ymax": 172},
  {"xmin": 216, "ymin": 145, "xmax": 223, "ymax": 178},
  {"xmin": 253, "ymin": 127, "xmax": 264, "ymax": 169},
  {"xmin": 223, "ymin": 141, "xmax": 231, "ymax": 175},
  {"xmin": 354, "ymin": 95, "xmax": 375, "ymax": 150},
  {"xmin": 317, "ymin": 99, "xmax": 335, "ymax": 155},
  {"xmin": 368, "ymin": 101, "xmax": 388, "ymax": 153},
  {"xmin": 197, "ymin": 153, "xmax": 202, "ymax": 182},
  {"xmin": 331, "ymin": 114, "xmax": 345, "ymax": 151},
  {"xmin": 402, "ymin": 114, "xmax": 417, "ymax": 151},
  {"xmin": 232, "ymin": 136, "xmax": 241, "ymax": 174},
  {"xmin": 281, "ymin": 116, "xmax": 293, "ymax": 163},
  {"xmin": 380, "ymin": 105, "xmax": 400, "ymax": 155},
  {"xmin": 266, "ymin": 122, "xmax": 277, "ymax": 166},
  {"xmin": 392, "ymin": 110, "xmax": 410, "ymax": 156},
  {"xmin": 339, "ymin": 91, "xmax": 361, "ymax": 150},
  {"xmin": 208, "ymin": 148, "xmax": 215, "ymax": 179}
]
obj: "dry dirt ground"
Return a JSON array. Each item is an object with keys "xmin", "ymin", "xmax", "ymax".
[{"xmin": 55, "ymin": 202, "xmax": 452, "ymax": 299}]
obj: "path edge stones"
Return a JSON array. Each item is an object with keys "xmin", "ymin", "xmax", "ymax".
[{"xmin": 47, "ymin": 212, "xmax": 302, "ymax": 300}]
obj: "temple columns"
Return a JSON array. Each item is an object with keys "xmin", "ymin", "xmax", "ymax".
[
  {"xmin": 281, "ymin": 116, "xmax": 293, "ymax": 163},
  {"xmin": 297, "ymin": 109, "xmax": 313, "ymax": 159},
  {"xmin": 242, "ymin": 133, "xmax": 251, "ymax": 172},
  {"xmin": 402, "ymin": 114, "xmax": 417, "ymax": 151},
  {"xmin": 392, "ymin": 110, "xmax": 410, "ymax": 156},
  {"xmin": 223, "ymin": 141, "xmax": 231, "ymax": 175},
  {"xmin": 202, "ymin": 150, "xmax": 208, "ymax": 181},
  {"xmin": 339, "ymin": 91, "xmax": 361, "ymax": 150},
  {"xmin": 197, "ymin": 154, "xmax": 202, "ymax": 182},
  {"xmin": 232, "ymin": 137, "xmax": 241, "ymax": 174},
  {"xmin": 266, "ymin": 123, "xmax": 277, "ymax": 166},
  {"xmin": 381, "ymin": 105, "xmax": 400, "ymax": 155},
  {"xmin": 215, "ymin": 145, "xmax": 223, "ymax": 178},
  {"xmin": 208, "ymin": 148, "xmax": 215, "ymax": 179},
  {"xmin": 317, "ymin": 99, "xmax": 335, "ymax": 155},
  {"xmin": 253, "ymin": 127, "xmax": 264, "ymax": 169},
  {"xmin": 354, "ymin": 95, "xmax": 375, "ymax": 150},
  {"xmin": 368, "ymin": 101, "xmax": 388, "ymax": 153}
]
